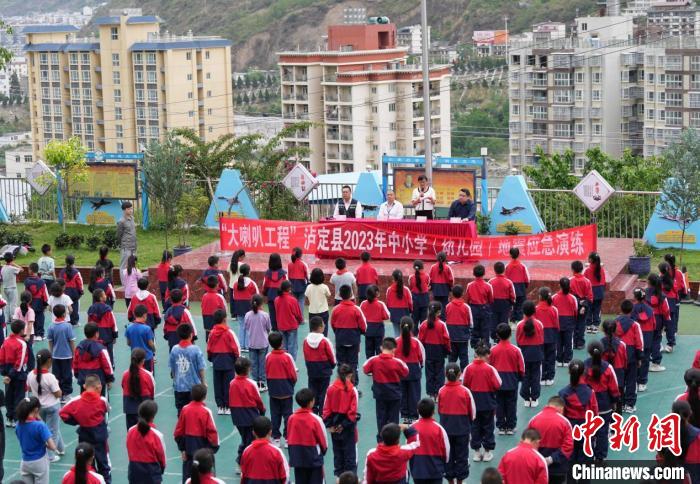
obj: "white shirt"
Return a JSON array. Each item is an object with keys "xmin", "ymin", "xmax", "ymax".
[
  {"xmin": 305, "ymin": 283, "xmax": 331, "ymax": 314},
  {"xmin": 27, "ymin": 370, "xmax": 61, "ymax": 407},
  {"xmin": 333, "ymin": 199, "xmax": 363, "ymax": 219},
  {"xmin": 48, "ymin": 294, "xmax": 73, "ymax": 319},
  {"xmin": 411, "ymin": 186, "xmax": 436, "ymax": 212},
  {"xmin": 377, "ymin": 200, "xmax": 404, "ymax": 220}
]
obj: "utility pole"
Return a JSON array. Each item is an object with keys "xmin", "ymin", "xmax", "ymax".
[
  {"xmin": 505, "ymin": 15, "xmax": 512, "ymax": 173},
  {"xmin": 421, "ymin": 0, "xmax": 432, "ymax": 180}
]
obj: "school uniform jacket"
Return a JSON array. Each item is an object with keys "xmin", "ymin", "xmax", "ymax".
[
  {"xmin": 173, "ymin": 400, "xmax": 219, "ymax": 456},
  {"xmin": 614, "ymin": 315, "xmax": 644, "ymax": 361},
  {"xmin": 363, "ymin": 353, "xmax": 409, "ymax": 401},
  {"xmin": 409, "ymin": 417, "xmax": 450, "ymax": 480},
  {"xmin": 126, "ymin": 423, "xmax": 166, "ymax": 475},
  {"xmin": 465, "ymin": 277, "xmax": 494, "ymax": 306},
  {"xmin": 127, "ymin": 290, "xmax": 162, "ymax": 328},
  {"xmin": 156, "ymin": 263, "xmax": 170, "ymax": 284},
  {"xmin": 536, "ymin": 302, "xmax": 559, "ymax": 344},
  {"xmin": 322, "ymin": 378, "xmax": 359, "ymax": 432},
  {"xmin": 569, "ymin": 273, "xmax": 593, "ymax": 303},
  {"xmin": 647, "ymin": 294, "xmax": 671, "ymax": 325},
  {"xmin": 165, "ymin": 278, "xmax": 190, "ymax": 307},
  {"xmin": 162, "ymin": 303, "xmax": 196, "ymax": 336},
  {"xmin": 262, "ymin": 270, "xmax": 287, "ymax": 296},
  {"xmin": 59, "ymin": 391, "xmax": 110, "ymax": 443},
  {"xmin": 583, "ymin": 360, "xmax": 620, "ymax": 413},
  {"xmin": 408, "ymin": 272, "xmax": 431, "ymax": 297},
  {"xmin": 631, "ymin": 301, "xmax": 655, "ymax": 333},
  {"xmin": 360, "ymin": 299, "xmax": 390, "ymax": 338},
  {"xmin": 274, "ymin": 292, "xmax": 302, "ymax": 332},
  {"xmin": 121, "ymin": 367, "xmax": 155, "ymax": 415},
  {"xmin": 265, "ymin": 349, "xmax": 297, "ymax": 398},
  {"xmin": 286, "ymin": 407, "xmax": 328, "ymax": 468},
  {"xmin": 428, "ymin": 263, "xmax": 454, "ymax": 298},
  {"xmin": 287, "ymin": 260, "xmax": 309, "ymax": 294},
  {"xmin": 206, "ymin": 324, "xmax": 240, "ymax": 370},
  {"xmin": 200, "ymin": 268, "xmax": 228, "ymax": 295},
  {"xmin": 559, "ymin": 384, "xmax": 599, "ymax": 422},
  {"xmin": 91, "ymin": 278, "xmax": 115, "ymax": 303},
  {"xmin": 445, "ymin": 298, "xmax": 472, "ymax": 342},
  {"xmin": 528, "ymin": 406, "xmax": 573, "ymax": 473},
  {"xmin": 685, "ymin": 425, "xmax": 700, "ymax": 484},
  {"xmin": 385, "ymin": 284, "xmax": 413, "ymax": 311},
  {"xmin": 355, "ymin": 262, "xmax": 379, "ymax": 286},
  {"xmin": 240, "ymin": 437, "xmax": 289, "ymax": 484},
  {"xmin": 72, "ymin": 339, "xmax": 114, "ymax": 384},
  {"xmin": 232, "ymin": 277, "xmax": 259, "ymax": 302},
  {"xmin": 24, "ymin": 275, "xmax": 49, "ymax": 313},
  {"xmin": 87, "ymin": 302, "xmax": 118, "ymax": 345},
  {"xmin": 437, "ymin": 380, "xmax": 476, "ymax": 436},
  {"xmin": 584, "ymin": 265, "xmax": 607, "ymax": 301},
  {"xmin": 303, "ymin": 333, "xmax": 336, "ymax": 379},
  {"xmin": 418, "ymin": 320, "xmax": 451, "ymax": 360},
  {"xmin": 201, "ymin": 288, "xmax": 227, "ymax": 329},
  {"xmin": 0, "ymin": 333, "xmax": 28, "ymax": 379},
  {"xmin": 490, "ymin": 274, "xmax": 516, "ymax": 311},
  {"xmin": 694, "ymin": 349, "xmax": 700, "ymax": 370},
  {"xmin": 505, "ymin": 259, "xmax": 530, "ymax": 297},
  {"xmin": 600, "ymin": 337, "xmax": 628, "ymax": 372},
  {"xmin": 395, "ymin": 336, "xmax": 425, "ymax": 381},
  {"xmin": 363, "ymin": 427, "xmax": 420, "ymax": 484},
  {"xmin": 497, "ymin": 441, "xmax": 549, "ymax": 484},
  {"xmin": 516, "ymin": 318, "xmax": 545, "ymax": 362},
  {"xmin": 462, "ymin": 359, "xmax": 502, "ymax": 411},
  {"xmin": 60, "ymin": 267, "xmax": 84, "ymax": 301},
  {"xmin": 489, "ymin": 340, "xmax": 525, "ymax": 391},
  {"xmin": 552, "ymin": 291, "xmax": 578, "ymax": 331},
  {"xmin": 228, "ymin": 375, "xmax": 265, "ymax": 426},
  {"xmin": 330, "ymin": 299, "xmax": 367, "ymax": 346},
  {"xmin": 62, "ymin": 466, "xmax": 106, "ymax": 484}
]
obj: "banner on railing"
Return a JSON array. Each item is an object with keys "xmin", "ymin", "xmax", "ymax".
[{"xmin": 220, "ymin": 218, "xmax": 597, "ymax": 261}]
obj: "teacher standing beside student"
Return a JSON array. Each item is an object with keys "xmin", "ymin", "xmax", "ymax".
[{"xmin": 411, "ymin": 175, "xmax": 436, "ymax": 219}]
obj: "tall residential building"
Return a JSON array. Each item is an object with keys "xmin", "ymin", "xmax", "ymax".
[
  {"xmin": 647, "ymin": 1, "xmax": 700, "ymax": 36},
  {"xmin": 278, "ymin": 22, "xmax": 451, "ymax": 174},
  {"xmin": 397, "ymin": 25, "xmax": 430, "ymax": 56},
  {"xmin": 24, "ymin": 8, "xmax": 233, "ymax": 158}
]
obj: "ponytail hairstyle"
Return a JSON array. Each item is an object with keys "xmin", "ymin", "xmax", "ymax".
[
  {"xmin": 658, "ymin": 262, "xmax": 674, "ymax": 293},
  {"xmin": 522, "ymin": 300, "xmax": 536, "ymax": 337},
  {"xmin": 400, "ymin": 316, "xmax": 413, "ymax": 357},
  {"xmin": 74, "ymin": 443, "xmax": 95, "ymax": 484},
  {"xmin": 474, "ymin": 343, "xmax": 491, "ymax": 359},
  {"xmin": 35, "ymin": 349, "xmax": 52, "ymax": 396},
  {"xmin": 588, "ymin": 251, "xmax": 601, "ymax": 282},
  {"xmin": 251, "ymin": 294, "xmax": 263, "ymax": 314},
  {"xmin": 16, "ymin": 396, "xmax": 40, "ymax": 423},
  {"xmin": 633, "ymin": 287, "xmax": 645, "ymax": 302},
  {"xmin": 190, "ymin": 448, "xmax": 215, "ymax": 484},
  {"xmin": 291, "ymin": 247, "xmax": 302, "ymax": 263},
  {"xmin": 684, "ymin": 368, "xmax": 700, "ymax": 427},
  {"xmin": 99, "ymin": 246, "xmax": 109, "ymax": 261},
  {"xmin": 559, "ymin": 277, "xmax": 571, "ymax": 295},
  {"xmin": 337, "ymin": 363, "xmax": 354, "ymax": 389},
  {"xmin": 602, "ymin": 319, "xmax": 617, "ymax": 362},
  {"xmin": 437, "ymin": 251, "xmax": 447, "ymax": 274},
  {"xmin": 65, "ymin": 254, "xmax": 75, "ymax": 271},
  {"xmin": 587, "ymin": 340, "xmax": 604, "ymax": 382},
  {"xmin": 19, "ymin": 290, "xmax": 31, "ymax": 316},
  {"xmin": 167, "ymin": 264, "xmax": 184, "ymax": 290},
  {"xmin": 237, "ymin": 263, "xmax": 251, "ymax": 291},
  {"xmin": 427, "ymin": 301, "xmax": 441, "ymax": 329},
  {"xmin": 671, "ymin": 400, "xmax": 692, "ymax": 462},
  {"xmin": 92, "ymin": 288, "xmax": 105, "ymax": 304},
  {"xmin": 230, "ymin": 249, "xmax": 245, "ymax": 274},
  {"xmin": 413, "ymin": 260, "xmax": 424, "ymax": 292},
  {"xmin": 366, "ymin": 285, "xmax": 378, "ymax": 303},
  {"xmin": 137, "ymin": 399, "xmax": 158, "ymax": 436},
  {"xmin": 392, "ymin": 269, "xmax": 404, "ymax": 299},
  {"xmin": 568, "ymin": 359, "xmax": 585, "ymax": 387},
  {"xmin": 647, "ymin": 273, "xmax": 663, "ymax": 300},
  {"xmin": 664, "ymin": 253, "xmax": 677, "ymax": 276},
  {"xmin": 127, "ymin": 254, "xmax": 137, "ymax": 276},
  {"xmin": 538, "ymin": 286, "xmax": 552, "ymax": 305},
  {"xmin": 129, "ymin": 348, "xmax": 146, "ymax": 399},
  {"xmin": 161, "ymin": 250, "xmax": 173, "ymax": 264},
  {"xmin": 445, "ymin": 362, "xmax": 461, "ymax": 382}
]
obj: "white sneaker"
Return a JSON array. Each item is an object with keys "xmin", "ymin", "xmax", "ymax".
[
  {"xmin": 546, "ymin": 380, "xmax": 555, "ymax": 386},
  {"xmin": 34, "ymin": 336, "xmax": 43, "ymax": 342},
  {"xmin": 217, "ymin": 407, "xmax": 224, "ymax": 415},
  {"xmin": 637, "ymin": 383, "xmax": 647, "ymax": 392},
  {"xmin": 272, "ymin": 438, "xmax": 281, "ymax": 448},
  {"xmin": 523, "ymin": 399, "xmax": 531, "ymax": 407},
  {"xmin": 49, "ymin": 455, "xmax": 60, "ymax": 463},
  {"xmin": 623, "ymin": 405, "xmax": 637, "ymax": 413},
  {"xmin": 283, "ymin": 439, "xmax": 288, "ymax": 449},
  {"xmin": 540, "ymin": 381, "xmax": 547, "ymax": 387},
  {"xmin": 482, "ymin": 450, "xmax": 494, "ymax": 462},
  {"xmin": 557, "ymin": 362, "xmax": 565, "ymax": 367},
  {"xmin": 505, "ymin": 429, "xmax": 515, "ymax": 435},
  {"xmin": 473, "ymin": 449, "xmax": 483, "ymax": 462},
  {"xmin": 530, "ymin": 399, "xmax": 539, "ymax": 407},
  {"xmin": 498, "ymin": 429, "xmax": 506, "ymax": 435},
  {"xmin": 650, "ymin": 363, "xmax": 666, "ymax": 372},
  {"xmin": 224, "ymin": 407, "xmax": 231, "ymax": 415}
]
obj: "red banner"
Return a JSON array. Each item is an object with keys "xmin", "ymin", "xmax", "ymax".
[{"xmin": 219, "ymin": 218, "xmax": 597, "ymax": 261}]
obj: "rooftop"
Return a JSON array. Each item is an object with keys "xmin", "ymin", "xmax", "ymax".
[
  {"xmin": 278, "ymin": 46, "xmax": 408, "ymax": 57},
  {"xmin": 21, "ymin": 25, "xmax": 79, "ymax": 34},
  {"xmin": 93, "ymin": 15, "xmax": 162, "ymax": 25}
]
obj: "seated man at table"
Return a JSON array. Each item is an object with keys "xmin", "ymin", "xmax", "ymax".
[
  {"xmin": 333, "ymin": 185, "xmax": 363, "ymax": 219},
  {"xmin": 377, "ymin": 190, "xmax": 404, "ymax": 220},
  {"xmin": 448, "ymin": 188, "xmax": 476, "ymax": 221}
]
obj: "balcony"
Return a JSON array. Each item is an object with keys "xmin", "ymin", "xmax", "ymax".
[
  {"xmin": 533, "ymin": 78, "xmax": 548, "ymax": 87},
  {"xmin": 552, "ymin": 107, "xmax": 572, "ymax": 121},
  {"xmin": 296, "ymin": 74, "xmax": 308, "ymax": 82},
  {"xmin": 282, "ymin": 73, "xmax": 293, "ymax": 82},
  {"xmin": 282, "ymin": 92, "xmax": 294, "ymax": 100},
  {"xmin": 339, "ymin": 112, "xmax": 352, "ymax": 122},
  {"xmin": 283, "ymin": 111, "xmax": 296, "ymax": 120},
  {"xmin": 327, "ymin": 130, "xmax": 339, "ymax": 140},
  {"xmin": 590, "ymin": 107, "xmax": 601, "ymax": 118},
  {"xmin": 326, "ymin": 111, "xmax": 338, "ymax": 121},
  {"xmin": 629, "ymin": 86, "xmax": 644, "ymax": 99},
  {"xmin": 296, "ymin": 93, "xmax": 308, "ymax": 101},
  {"xmin": 297, "ymin": 112, "xmax": 309, "ymax": 120},
  {"xmin": 573, "ymin": 142, "xmax": 585, "ymax": 152},
  {"xmin": 339, "ymin": 93, "xmax": 352, "ymax": 102},
  {"xmin": 326, "ymin": 94, "xmax": 338, "ymax": 102},
  {"xmin": 340, "ymin": 150, "xmax": 353, "ymax": 160},
  {"xmin": 413, "ymin": 128, "xmax": 424, "ymax": 137},
  {"xmin": 510, "ymin": 89, "xmax": 520, "ymax": 99},
  {"xmin": 430, "ymin": 109, "xmax": 440, "ymax": 116},
  {"xmin": 340, "ymin": 133, "xmax": 352, "ymax": 141},
  {"xmin": 324, "ymin": 72, "xmax": 337, "ymax": 82},
  {"xmin": 573, "ymin": 107, "xmax": 586, "ymax": 118},
  {"xmin": 327, "ymin": 151, "xmax": 339, "ymax": 160}
]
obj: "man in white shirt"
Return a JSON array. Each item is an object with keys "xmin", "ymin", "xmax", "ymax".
[
  {"xmin": 411, "ymin": 175, "xmax": 436, "ymax": 219},
  {"xmin": 333, "ymin": 185, "xmax": 363, "ymax": 219},
  {"xmin": 377, "ymin": 190, "xmax": 404, "ymax": 220}
]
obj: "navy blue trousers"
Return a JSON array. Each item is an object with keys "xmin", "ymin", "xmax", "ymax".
[
  {"xmin": 520, "ymin": 360, "xmax": 542, "ymax": 401},
  {"xmin": 309, "ymin": 376, "xmax": 330, "ymax": 415},
  {"xmin": 496, "ymin": 389, "xmax": 518, "ymax": 430},
  {"xmin": 375, "ymin": 398, "xmax": 401, "ymax": 438},
  {"xmin": 471, "ymin": 410, "xmax": 495, "ymax": 451},
  {"xmin": 270, "ymin": 396, "xmax": 293, "ymax": 439},
  {"xmin": 445, "ymin": 433, "xmax": 470, "ymax": 480},
  {"xmin": 448, "ymin": 340, "xmax": 470, "ymax": 370},
  {"xmin": 470, "ymin": 305, "xmax": 492, "ymax": 348},
  {"xmin": 425, "ymin": 359, "xmax": 445, "ymax": 397},
  {"xmin": 400, "ymin": 379, "xmax": 421, "ymax": 420},
  {"xmin": 213, "ymin": 369, "xmax": 234, "ymax": 408},
  {"xmin": 543, "ymin": 342, "xmax": 557, "ymax": 380},
  {"xmin": 331, "ymin": 425, "xmax": 356, "ymax": 477}
]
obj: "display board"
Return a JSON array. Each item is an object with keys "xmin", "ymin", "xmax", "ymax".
[
  {"xmin": 66, "ymin": 163, "xmax": 138, "ymax": 199},
  {"xmin": 393, "ymin": 167, "xmax": 476, "ymax": 209}
]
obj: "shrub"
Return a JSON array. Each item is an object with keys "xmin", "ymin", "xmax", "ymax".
[
  {"xmin": 54, "ymin": 232, "xmax": 71, "ymax": 249},
  {"xmin": 503, "ymin": 222, "xmax": 520, "ymax": 236},
  {"xmin": 633, "ymin": 240, "xmax": 653, "ymax": 257},
  {"xmin": 102, "ymin": 228, "xmax": 119, "ymax": 249},
  {"xmin": 86, "ymin": 231, "xmax": 103, "ymax": 250},
  {"xmin": 69, "ymin": 234, "xmax": 84, "ymax": 249},
  {"xmin": 476, "ymin": 213, "xmax": 491, "ymax": 235}
]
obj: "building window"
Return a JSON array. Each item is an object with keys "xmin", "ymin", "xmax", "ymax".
[
  {"xmin": 112, "ymin": 53, "xmax": 120, "ymax": 67},
  {"xmin": 115, "ymin": 107, "xmax": 122, "ymax": 120},
  {"xmin": 70, "ymin": 70, "xmax": 79, "ymax": 82},
  {"xmin": 690, "ymin": 92, "xmax": 700, "ymax": 108},
  {"xmin": 575, "ymin": 72, "xmax": 584, "ymax": 83},
  {"xmin": 149, "ymin": 107, "xmax": 158, "ymax": 119},
  {"xmin": 148, "ymin": 89, "xmax": 157, "ymax": 101},
  {"xmin": 137, "ymin": 107, "xmax": 146, "ymax": 119},
  {"xmin": 54, "ymin": 122, "xmax": 62, "ymax": 133},
  {"xmin": 133, "ymin": 53, "xmax": 143, "ymax": 65},
  {"xmin": 647, "ymin": 108, "xmax": 655, "ymax": 120},
  {"xmin": 575, "ymin": 90, "xmax": 583, "ymax": 101},
  {"xmin": 116, "ymin": 125, "xmax": 123, "ymax": 137},
  {"xmin": 111, "ymin": 27, "xmax": 118, "ymax": 40},
  {"xmin": 136, "ymin": 89, "xmax": 144, "ymax": 102},
  {"xmin": 208, "ymin": 126, "xmax": 213, "ymax": 133},
  {"xmin": 207, "ymin": 108, "xmax": 212, "ymax": 115},
  {"xmin": 186, "ymin": 52, "xmax": 192, "ymax": 61},
  {"xmin": 206, "ymin": 72, "xmax": 211, "ymax": 79},
  {"xmin": 51, "ymin": 70, "xmax": 60, "ymax": 82},
  {"xmin": 666, "ymin": 92, "xmax": 682, "ymax": 107},
  {"xmin": 187, "ymin": 92, "xmax": 193, "ymax": 99},
  {"xmin": 187, "ymin": 73, "xmax": 193, "ymax": 81},
  {"xmin": 135, "ymin": 71, "xmax": 144, "ymax": 83},
  {"xmin": 114, "ymin": 89, "xmax": 121, "ymax": 102},
  {"xmin": 50, "ymin": 53, "xmax": 59, "ymax": 64},
  {"xmin": 592, "ymin": 90, "xmax": 601, "ymax": 101},
  {"xmin": 53, "ymin": 87, "xmax": 60, "ymax": 98},
  {"xmin": 84, "ymin": 106, "xmax": 92, "ymax": 116},
  {"xmin": 592, "ymin": 124, "xmax": 602, "ymax": 135},
  {"xmin": 81, "ymin": 71, "xmax": 90, "ymax": 82},
  {"xmin": 371, "ymin": 87, "xmax": 377, "ymax": 94},
  {"xmin": 554, "ymin": 72, "xmax": 571, "ymax": 86},
  {"xmin": 150, "ymin": 126, "xmax": 159, "ymax": 137},
  {"xmin": 188, "ymin": 111, "xmax": 194, "ymax": 117},
  {"xmin": 82, "ymin": 88, "xmax": 91, "ymax": 100},
  {"xmin": 692, "ymin": 56, "xmax": 700, "ymax": 71},
  {"xmin": 390, "ymin": 141, "xmax": 397, "ymax": 150},
  {"xmin": 138, "ymin": 126, "xmax": 146, "ymax": 137},
  {"xmin": 116, "ymin": 142, "xmax": 124, "ymax": 152},
  {"xmin": 576, "ymin": 123, "xmax": 584, "ymax": 134},
  {"xmin": 205, "ymin": 51, "xmax": 210, "ymax": 60},
  {"xmin": 666, "ymin": 74, "xmax": 683, "ymax": 88},
  {"xmin": 388, "ymin": 103, "xmax": 396, "ymax": 112},
  {"xmin": 112, "ymin": 71, "xmax": 120, "ymax": 85},
  {"xmin": 81, "ymin": 53, "xmax": 90, "ymax": 64},
  {"xmin": 53, "ymin": 104, "xmax": 61, "ymax": 115},
  {"xmin": 554, "ymin": 90, "xmax": 572, "ymax": 103},
  {"xmin": 592, "ymin": 72, "xmax": 601, "ymax": 84},
  {"xmin": 647, "ymin": 91, "xmax": 655, "ymax": 102},
  {"xmin": 146, "ymin": 53, "xmax": 156, "ymax": 65},
  {"xmin": 388, "ymin": 84, "xmax": 396, "ymax": 92},
  {"xmin": 690, "ymin": 112, "xmax": 700, "ymax": 127},
  {"xmin": 70, "ymin": 53, "xmax": 78, "ymax": 65},
  {"xmin": 207, "ymin": 90, "xmax": 212, "ymax": 97},
  {"xmin": 71, "ymin": 88, "xmax": 80, "ymax": 98},
  {"xmin": 512, "ymin": 104, "xmax": 519, "ymax": 115},
  {"xmin": 74, "ymin": 123, "xmax": 82, "ymax": 134},
  {"xmin": 147, "ymin": 71, "xmax": 156, "ymax": 83},
  {"xmin": 667, "ymin": 110, "xmax": 682, "ymax": 126}
]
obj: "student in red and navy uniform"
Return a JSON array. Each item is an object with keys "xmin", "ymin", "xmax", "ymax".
[
  {"xmin": 240, "ymin": 416, "xmax": 290, "ymax": 484},
  {"xmin": 89, "ymin": 267, "xmax": 115, "ymax": 309},
  {"xmin": 490, "ymin": 262, "xmax": 515, "ymax": 342},
  {"xmin": 409, "ymin": 398, "xmax": 450, "ymax": 483},
  {"xmin": 323, "ymin": 364, "xmax": 359, "ymax": 478},
  {"xmin": 536, "ymin": 287, "xmax": 559, "ymax": 386},
  {"xmin": 505, "ymin": 247, "xmax": 530, "ymax": 323},
  {"xmin": 671, "ymin": 400, "xmax": 700, "ymax": 484},
  {"xmin": 583, "ymin": 340, "xmax": 620, "ymax": 461},
  {"xmin": 304, "ymin": 316, "xmax": 336, "ymax": 415},
  {"xmin": 121, "ymin": 348, "xmax": 155, "ymax": 430},
  {"xmin": 0, "ymin": 319, "xmax": 28, "ymax": 424},
  {"xmin": 233, "ymin": 264, "xmax": 259, "ymax": 349},
  {"xmin": 60, "ymin": 255, "xmax": 84, "ymax": 326},
  {"xmin": 174, "ymin": 384, "xmax": 219, "ymax": 482},
  {"xmin": 199, "ymin": 255, "xmax": 228, "ymax": 297},
  {"xmin": 429, "ymin": 252, "xmax": 454, "ymax": 319},
  {"xmin": 559, "ymin": 360, "xmax": 598, "ymax": 466},
  {"xmin": 275, "ymin": 280, "xmax": 303, "ymax": 361},
  {"xmin": 201, "ymin": 276, "xmax": 228, "ymax": 343},
  {"xmin": 396, "ymin": 317, "xmax": 425, "ymax": 424},
  {"xmin": 127, "ymin": 278, "xmax": 162, "ymax": 331},
  {"xmin": 286, "ymin": 388, "xmax": 328, "ymax": 484},
  {"xmin": 163, "ymin": 289, "xmax": 196, "ymax": 351},
  {"xmin": 462, "ymin": 344, "xmax": 501, "ymax": 463},
  {"xmin": 497, "ymin": 428, "xmax": 549, "ymax": 484},
  {"xmin": 25, "ymin": 262, "xmax": 49, "ymax": 340},
  {"xmin": 206, "ymin": 310, "xmax": 240, "ymax": 414},
  {"xmin": 465, "ymin": 264, "xmax": 494, "ymax": 349},
  {"xmin": 528, "ymin": 396, "xmax": 573, "ymax": 483},
  {"xmin": 73, "ymin": 323, "xmax": 114, "ymax": 395},
  {"xmin": 331, "ymin": 284, "xmax": 367, "ymax": 387},
  {"xmin": 409, "ymin": 260, "xmax": 431, "ymax": 332},
  {"xmin": 517, "ymin": 301, "xmax": 545, "ymax": 407},
  {"xmin": 659, "ymin": 257, "xmax": 681, "ymax": 353},
  {"xmin": 570, "ymin": 260, "xmax": 593, "ymax": 350},
  {"xmin": 265, "ymin": 331, "xmax": 297, "ymax": 444},
  {"xmin": 187, "ymin": 448, "xmax": 225, "ymax": 484},
  {"xmin": 60, "ymin": 375, "xmax": 112, "ymax": 483},
  {"xmin": 287, "ymin": 247, "xmax": 309, "ymax": 316},
  {"xmin": 419, "ymin": 301, "xmax": 451, "ymax": 398},
  {"xmin": 647, "ymin": 273, "xmax": 671, "ymax": 373},
  {"xmin": 445, "ymin": 285, "xmax": 471, "ymax": 370},
  {"xmin": 363, "ymin": 337, "xmax": 409, "ymax": 438},
  {"xmin": 164, "ymin": 265, "xmax": 190, "ymax": 312},
  {"xmin": 229, "ymin": 357, "xmax": 265, "ymax": 467},
  {"xmin": 600, "ymin": 319, "xmax": 628, "ymax": 396},
  {"xmin": 87, "ymin": 289, "xmax": 118, "ymax": 367},
  {"xmin": 552, "ymin": 277, "xmax": 578, "ymax": 367},
  {"xmin": 675, "ymin": 369, "xmax": 700, "ymax": 417},
  {"xmin": 62, "ymin": 443, "xmax": 108, "ymax": 484},
  {"xmin": 583, "ymin": 252, "xmax": 606, "ymax": 334},
  {"xmin": 666, "ymin": 254, "xmax": 686, "ymax": 350},
  {"xmin": 360, "ymin": 286, "xmax": 390, "ymax": 359},
  {"xmin": 355, "ymin": 251, "xmax": 379, "ymax": 303},
  {"xmin": 631, "ymin": 288, "xmax": 655, "ymax": 391},
  {"xmin": 386, "ymin": 269, "xmax": 413, "ymax": 337},
  {"xmin": 126, "ymin": 400, "xmax": 165, "ymax": 483},
  {"xmin": 156, "ymin": 250, "xmax": 173, "ymax": 304},
  {"xmin": 364, "ymin": 423, "xmax": 420, "ymax": 484},
  {"xmin": 491, "ymin": 323, "xmax": 524, "ymax": 435},
  {"xmin": 262, "ymin": 253, "xmax": 287, "ymax": 331},
  {"xmin": 438, "ymin": 363, "xmax": 475, "ymax": 482}
]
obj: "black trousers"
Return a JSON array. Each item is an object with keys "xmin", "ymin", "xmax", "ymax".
[
  {"xmin": 174, "ymin": 391, "xmax": 192, "ymax": 416},
  {"xmin": 294, "ymin": 466, "xmax": 324, "ymax": 484},
  {"xmin": 375, "ymin": 398, "xmax": 401, "ymax": 438},
  {"xmin": 336, "ymin": 344, "xmax": 359, "ymax": 385},
  {"xmin": 331, "ymin": 425, "xmax": 356, "ymax": 477},
  {"xmin": 213, "ymin": 369, "xmax": 234, "ymax": 408},
  {"xmin": 270, "ymin": 397, "xmax": 293, "ymax": 439},
  {"xmin": 308, "ymin": 376, "xmax": 330, "ymax": 415},
  {"xmin": 415, "ymin": 209, "xmax": 434, "ymax": 219},
  {"xmin": 233, "ymin": 424, "xmax": 253, "ymax": 464}
]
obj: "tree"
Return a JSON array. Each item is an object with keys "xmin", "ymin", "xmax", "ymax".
[
  {"xmin": 244, "ymin": 75, "xmax": 250, "ymax": 88},
  {"xmin": 658, "ymin": 129, "xmax": 700, "ymax": 260},
  {"xmin": 236, "ymin": 77, "xmax": 244, "ymax": 89},
  {"xmin": 584, "ymin": 148, "xmax": 670, "ymax": 191},
  {"xmin": 522, "ymin": 147, "xmax": 578, "ymax": 189},
  {"xmin": 9, "ymin": 71, "xmax": 20, "ymax": 99},
  {"xmin": 250, "ymin": 91, "xmax": 256, "ymax": 103},
  {"xmin": 0, "ymin": 20, "xmax": 12, "ymax": 71},
  {"xmin": 43, "ymin": 137, "xmax": 87, "ymax": 231},
  {"xmin": 235, "ymin": 93, "xmax": 242, "ymax": 105},
  {"xmin": 242, "ymin": 92, "xmax": 249, "ymax": 104},
  {"xmin": 266, "ymin": 74, "xmax": 273, "ymax": 87}
]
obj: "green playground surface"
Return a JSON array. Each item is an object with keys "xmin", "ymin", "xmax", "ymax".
[{"xmin": 4, "ymin": 303, "xmax": 700, "ymax": 483}]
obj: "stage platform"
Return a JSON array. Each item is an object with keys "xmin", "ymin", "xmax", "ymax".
[{"xmin": 143, "ymin": 237, "xmax": 639, "ymax": 313}]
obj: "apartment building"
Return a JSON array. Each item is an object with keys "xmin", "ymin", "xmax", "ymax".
[
  {"xmin": 647, "ymin": 1, "xmax": 700, "ymax": 36},
  {"xmin": 278, "ymin": 22, "xmax": 451, "ymax": 174},
  {"xmin": 24, "ymin": 8, "xmax": 233, "ymax": 158}
]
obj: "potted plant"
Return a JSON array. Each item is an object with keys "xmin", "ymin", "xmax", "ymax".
[
  {"xmin": 476, "ymin": 213, "xmax": 491, "ymax": 235},
  {"xmin": 174, "ymin": 186, "xmax": 210, "ymax": 256},
  {"xmin": 503, "ymin": 221, "xmax": 520, "ymax": 236},
  {"xmin": 629, "ymin": 240, "xmax": 653, "ymax": 275}
]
